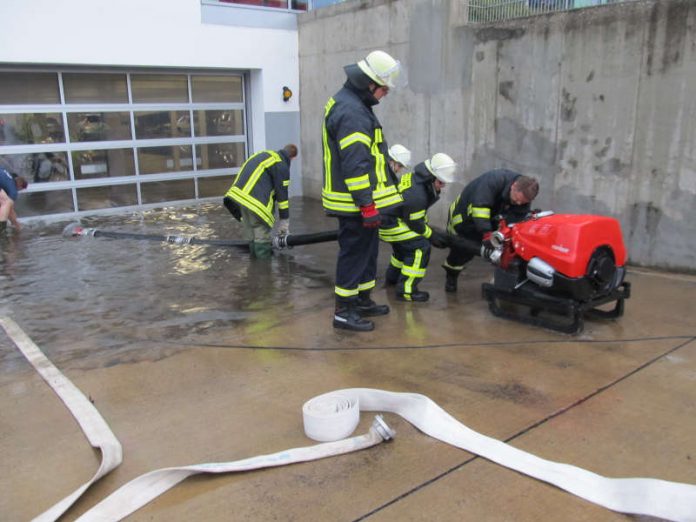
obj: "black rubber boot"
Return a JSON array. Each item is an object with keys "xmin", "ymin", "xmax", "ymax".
[
  {"xmin": 444, "ymin": 266, "xmax": 460, "ymax": 293},
  {"xmin": 396, "ymin": 290, "xmax": 430, "ymax": 302},
  {"xmin": 356, "ymin": 291, "xmax": 390, "ymax": 317},
  {"xmin": 333, "ymin": 304, "xmax": 375, "ymax": 331}
]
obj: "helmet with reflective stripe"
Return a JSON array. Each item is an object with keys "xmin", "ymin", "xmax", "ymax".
[
  {"xmin": 425, "ymin": 153, "xmax": 457, "ymax": 183},
  {"xmin": 388, "ymin": 144, "xmax": 411, "ymax": 168},
  {"xmin": 357, "ymin": 50, "xmax": 401, "ymax": 89}
]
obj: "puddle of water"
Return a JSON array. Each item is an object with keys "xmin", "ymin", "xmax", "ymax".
[{"xmin": 0, "ymin": 199, "xmax": 337, "ymax": 373}]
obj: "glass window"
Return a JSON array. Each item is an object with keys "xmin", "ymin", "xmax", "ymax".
[
  {"xmin": 15, "ymin": 190, "xmax": 74, "ymax": 216},
  {"xmin": 134, "ymin": 110, "xmax": 190, "ymax": 139},
  {"xmin": 141, "ymin": 179, "xmax": 195, "ymax": 204},
  {"xmin": 191, "ymin": 76, "xmax": 243, "ymax": 103},
  {"xmin": 0, "ymin": 72, "xmax": 60, "ymax": 105},
  {"xmin": 193, "ymin": 110, "xmax": 244, "ymax": 137},
  {"xmin": 198, "ymin": 175, "xmax": 232, "ymax": 198},
  {"xmin": 63, "ymin": 73, "xmax": 128, "ymax": 104},
  {"xmin": 195, "ymin": 142, "xmax": 245, "ymax": 170},
  {"xmin": 138, "ymin": 146, "xmax": 194, "ymax": 175},
  {"xmin": 131, "ymin": 74, "xmax": 189, "ymax": 103},
  {"xmin": 67, "ymin": 112, "xmax": 132, "ymax": 142},
  {"xmin": 71, "ymin": 148, "xmax": 135, "ymax": 180},
  {"xmin": 0, "ymin": 152, "xmax": 70, "ymax": 183},
  {"xmin": 77, "ymin": 184, "xmax": 138, "ymax": 210},
  {"xmin": 0, "ymin": 113, "xmax": 65, "ymax": 145}
]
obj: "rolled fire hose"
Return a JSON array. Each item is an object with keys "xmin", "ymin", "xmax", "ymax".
[
  {"xmin": 3, "ymin": 317, "xmax": 695, "ymax": 521},
  {"xmin": 62, "ymin": 223, "xmax": 338, "ymax": 250}
]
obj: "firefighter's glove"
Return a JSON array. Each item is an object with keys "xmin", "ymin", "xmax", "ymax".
[
  {"xmin": 223, "ymin": 196, "xmax": 242, "ymax": 222},
  {"xmin": 360, "ymin": 203, "xmax": 381, "ymax": 228},
  {"xmin": 277, "ymin": 219, "xmax": 290, "ymax": 236},
  {"xmin": 429, "ymin": 228, "xmax": 450, "ymax": 249}
]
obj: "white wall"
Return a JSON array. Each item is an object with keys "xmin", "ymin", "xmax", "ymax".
[{"xmin": 0, "ymin": 0, "xmax": 299, "ymax": 151}]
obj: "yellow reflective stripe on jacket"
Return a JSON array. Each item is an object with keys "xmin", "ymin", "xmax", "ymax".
[
  {"xmin": 228, "ymin": 186, "xmax": 274, "ymax": 227},
  {"xmin": 469, "ymin": 203, "xmax": 491, "ymax": 219},
  {"xmin": 398, "ymin": 172, "xmax": 412, "ymax": 192},
  {"xmin": 423, "ymin": 226, "xmax": 433, "ymax": 239},
  {"xmin": 339, "ymin": 132, "xmax": 371, "ymax": 150},
  {"xmin": 322, "ymin": 189, "xmax": 360, "ymax": 213},
  {"xmin": 282, "ymin": 180, "xmax": 290, "ymax": 187},
  {"xmin": 447, "ymin": 197, "xmax": 460, "ymax": 234},
  {"xmin": 373, "ymin": 184, "xmax": 401, "ymax": 209},
  {"xmin": 409, "ymin": 210, "xmax": 426, "ymax": 220},
  {"xmin": 243, "ymin": 153, "xmax": 281, "ymax": 194},
  {"xmin": 278, "ymin": 201, "xmax": 289, "ymax": 210},
  {"xmin": 345, "ymin": 174, "xmax": 370, "ymax": 192},
  {"xmin": 378, "ymin": 220, "xmax": 420, "ymax": 242},
  {"xmin": 322, "ymin": 98, "xmax": 336, "ymax": 193}
]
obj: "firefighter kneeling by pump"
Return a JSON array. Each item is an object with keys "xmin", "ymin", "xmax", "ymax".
[{"xmin": 380, "ymin": 152, "xmax": 457, "ymax": 302}]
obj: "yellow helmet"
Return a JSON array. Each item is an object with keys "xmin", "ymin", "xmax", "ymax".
[
  {"xmin": 425, "ymin": 153, "xmax": 457, "ymax": 183},
  {"xmin": 357, "ymin": 50, "xmax": 401, "ymax": 89},
  {"xmin": 388, "ymin": 144, "xmax": 411, "ymax": 167}
]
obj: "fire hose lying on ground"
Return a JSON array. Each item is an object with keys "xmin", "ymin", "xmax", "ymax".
[{"xmin": 2, "ymin": 317, "xmax": 695, "ymax": 522}]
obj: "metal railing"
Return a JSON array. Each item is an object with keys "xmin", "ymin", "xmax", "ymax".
[{"xmin": 467, "ymin": 0, "xmax": 637, "ymax": 23}]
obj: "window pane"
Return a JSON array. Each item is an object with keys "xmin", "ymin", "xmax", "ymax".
[
  {"xmin": 141, "ymin": 179, "xmax": 194, "ymax": 204},
  {"xmin": 0, "ymin": 113, "xmax": 65, "ymax": 145},
  {"xmin": 138, "ymin": 146, "xmax": 193, "ymax": 175},
  {"xmin": 193, "ymin": 110, "xmax": 244, "ymax": 137},
  {"xmin": 63, "ymin": 73, "xmax": 128, "ymax": 103},
  {"xmin": 15, "ymin": 190, "xmax": 74, "ymax": 216},
  {"xmin": 195, "ymin": 142, "xmax": 245, "ymax": 170},
  {"xmin": 0, "ymin": 72, "xmax": 60, "ymax": 104},
  {"xmin": 131, "ymin": 74, "xmax": 189, "ymax": 103},
  {"xmin": 134, "ymin": 110, "xmax": 190, "ymax": 139},
  {"xmin": 76, "ymin": 184, "xmax": 138, "ymax": 210},
  {"xmin": 72, "ymin": 148, "xmax": 135, "ymax": 180},
  {"xmin": 67, "ymin": 112, "xmax": 132, "ymax": 142},
  {"xmin": 198, "ymin": 175, "xmax": 232, "ymax": 198},
  {"xmin": 191, "ymin": 76, "xmax": 242, "ymax": 103},
  {"xmin": 0, "ymin": 152, "xmax": 70, "ymax": 183}
]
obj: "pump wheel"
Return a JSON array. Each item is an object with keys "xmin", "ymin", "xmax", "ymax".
[{"xmin": 586, "ymin": 246, "xmax": 616, "ymax": 295}]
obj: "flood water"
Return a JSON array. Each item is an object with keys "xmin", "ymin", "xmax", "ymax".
[{"xmin": 0, "ymin": 198, "xmax": 339, "ymax": 376}]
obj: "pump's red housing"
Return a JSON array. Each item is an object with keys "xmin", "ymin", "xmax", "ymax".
[{"xmin": 482, "ymin": 212, "xmax": 631, "ymax": 333}]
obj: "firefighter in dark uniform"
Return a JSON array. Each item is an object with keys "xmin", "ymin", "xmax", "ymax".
[
  {"xmin": 223, "ymin": 144, "xmax": 298, "ymax": 259},
  {"xmin": 380, "ymin": 153, "xmax": 456, "ymax": 302},
  {"xmin": 443, "ymin": 168, "xmax": 539, "ymax": 292},
  {"xmin": 323, "ymin": 50, "xmax": 403, "ymax": 332}
]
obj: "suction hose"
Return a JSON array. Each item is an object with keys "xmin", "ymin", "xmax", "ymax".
[{"xmin": 62, "ymin": 223, "xmax": 338, "ymax": 251}]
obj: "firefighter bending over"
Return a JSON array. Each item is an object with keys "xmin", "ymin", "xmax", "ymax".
[
  {"xmin": 443, "ymin": 168, "xmax": 539, "ymax": 292},
  {"xmin": 322, "ymin": 50, "xmax": 403, "ymax": 332},
  {"xmin": 380, "ymin": 153, "xmax": 456, "ymax": 302},
  {"xmin": 0, "ymin": 168, "xmax": 28, "ymax": 233},
  {"xmin": 223, "ymin": 144, "xmax": 298, "ymax": 259}
]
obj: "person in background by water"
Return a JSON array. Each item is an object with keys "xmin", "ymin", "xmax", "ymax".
[
  {"xmin": 0, "ymin": 168, "xmax": 28, "ymax": 233},
  {"xmin": 223, "ymin": 144, "xmax": 298, "ymax": 259}
]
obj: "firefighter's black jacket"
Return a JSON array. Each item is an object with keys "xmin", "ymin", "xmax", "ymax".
[
  {"xmin": 322, "ymin": 80, "xmax": 402, "ymax": 216},
  {"xmin": 448, "ymin": 168, "xmax": 530, "ymax": 235},
  {"xmin": 379, "ymin": 162, "xmax": 440, "ymax": 242},
  {"xmin": 224, "ymin": 149, "xmax": 291, "ymax": 227}
]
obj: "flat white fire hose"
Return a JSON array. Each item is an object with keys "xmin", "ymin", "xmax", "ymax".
[
  {"xmin": 3, "ymin": 316, "xmax": 696, "ymax": 521},
  {"xmin": 0, "ymin": 317, "xmax": 123, "ymax": 522}
]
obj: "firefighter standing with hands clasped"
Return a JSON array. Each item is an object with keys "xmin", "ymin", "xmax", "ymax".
[
  {"xmin": 443, "ymin": 168, "xmax": 539, "ymax": 292},
  {"xmin": 322, "ymin": 50, "xmax": 404, "ymax": 332},
  {"xmin": 380, "ymin": 153, "xmax": 457, "ymax": 302}
]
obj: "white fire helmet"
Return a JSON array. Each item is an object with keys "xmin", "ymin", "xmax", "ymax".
[
  {"xmin": 388, "ymin": 144, "xmax": 411, "ymax": 168},
  {"xmin": 357, "ymin": 50, "xmax": 401, "ymax": 89},
  {"xmin": 425, "ymin": 153, "xmax": 457, "ymax": 183}
]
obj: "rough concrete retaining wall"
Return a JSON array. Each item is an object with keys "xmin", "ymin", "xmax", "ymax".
[{"xmin": 298, "ymin": 0, "xmax": 696, "ymax": 271}]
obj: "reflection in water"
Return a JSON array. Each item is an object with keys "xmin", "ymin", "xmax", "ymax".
[{"xmin": 0, "ymin": 200, "xmax": 336, "ymax": 371}]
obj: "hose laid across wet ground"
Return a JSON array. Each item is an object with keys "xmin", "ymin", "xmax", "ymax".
[
  {"xmin": 62, "ymin": 222, "xmax": 339, "ymax": 250},
  {"xmin": 3, "ymin": 317, "xmax": 696, "ymax": 522}
]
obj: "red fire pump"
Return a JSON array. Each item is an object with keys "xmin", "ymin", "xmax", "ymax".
[{"xmin": 480, "ymin": 211, "xmax": 631, "ymax": 333}]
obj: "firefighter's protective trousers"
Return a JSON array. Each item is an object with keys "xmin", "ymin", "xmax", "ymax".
[{"xmin": 335, "ymin": 216, "xmax": 379, "ymax": 306}]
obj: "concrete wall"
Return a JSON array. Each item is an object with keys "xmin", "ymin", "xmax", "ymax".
[{"xmin": 298, "ymin": 0, "xmax": 696, "ymax": 271}]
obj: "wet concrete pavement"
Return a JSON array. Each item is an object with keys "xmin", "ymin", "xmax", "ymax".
[{"xmin": 1, "ymin": 198, "xmax": 695, "ymax": 521}]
